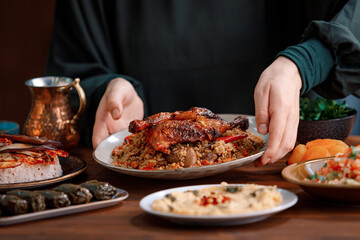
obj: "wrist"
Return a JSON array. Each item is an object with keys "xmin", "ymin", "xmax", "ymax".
[{"xmin": 276, "ymin": 56, "xmax": 303, "ymax": 91}]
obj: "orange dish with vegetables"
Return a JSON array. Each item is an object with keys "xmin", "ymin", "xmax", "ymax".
[
  {"xmin": 111, "ymin": 107, "xmax": 265, "ymax": 170},
  {"xmin": 307, "ymin": 145, "xmax": 360, "ymax": 184}
]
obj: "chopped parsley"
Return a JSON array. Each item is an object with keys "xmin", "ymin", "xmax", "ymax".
[
  {"xmin": 225, "ymin": 185, "xmax": 239, "ymax": 193},
  {"xmin": 300, "ymin": 97, "xmax": 354, "ymax": 121},
  {"xmin": 350, "ymin": 146, "xmax": 359, "ymax": 160},
  {"xmin": 165, "ymin": 194, "xmax": 176, "ymax": 202}
]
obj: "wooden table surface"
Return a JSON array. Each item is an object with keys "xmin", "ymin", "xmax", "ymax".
[{"xmin": 1, "ymin": 136, "xmax": 360, "ymax": 240}]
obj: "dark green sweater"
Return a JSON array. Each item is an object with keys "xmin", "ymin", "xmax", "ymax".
[{"xmin": 46, "ymin": 0, "xmax": 360, "ymax": 146}]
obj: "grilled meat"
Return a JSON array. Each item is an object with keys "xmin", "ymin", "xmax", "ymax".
[
  {"xmin": 129, "ymin": 107, "xmax": 223, "ymax": 133},
  {"xmin": 129, "ymin": 107, "xmax": 249, "ymax": 154}
]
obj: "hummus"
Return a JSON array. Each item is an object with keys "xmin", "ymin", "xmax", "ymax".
[{"xmin": 151, "ymin": 182, "xmax": 283, "ymax": 216}]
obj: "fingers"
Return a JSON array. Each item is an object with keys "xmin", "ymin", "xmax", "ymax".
[
  {"xmin": 259, "ymin": 88, "xmax": 299, "ymax": 165},
  {"xmin": 92, "ymin": 78, "xmax": 127, "ymax": 148},
  {"xmin": 268, "ymin": 114, "xmax": 297, "ymax": 164},
  {"xmin": 254, "ymin": 57, "xmax": 302, "ymax": 166},
  {"xmin": 106, "ymin": 81, "xmax": 125, "ymax": 120},
  {"xmin": 92, "ymin": 120, "xmax": 110, "ymax": 148},
  {"xmin": 267, "ymin": 95, "xmax": 299, "ymax": 164},
  {"xmin": 254, "ymin": 77, "xmax": 270, "ymax": 135},
  {"xmin": 92, "ymin": 99, "xmax": 111, "ymax": 148},
  {"xmin": 260, "ymin": 104, "xmax": 286, "ymax": 165},
  {"xmin": 92, "ymin": 78, "xmax": 144, "ymax": 148}
]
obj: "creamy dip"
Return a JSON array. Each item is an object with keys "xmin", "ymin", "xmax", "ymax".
[{"xmin": 151, "ymin": 182, "xmax": 283, "ymax": 216}]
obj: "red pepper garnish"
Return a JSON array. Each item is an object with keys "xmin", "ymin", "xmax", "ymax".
[
  {"xmin": 222, "ymin": 196, "xmax": 231, "ymax": 204},
  {"xmin": 200, "ymin": 196, "xmax": 211, "ymax": 206},
  {"xmin": 124, "ymin": 134, "xmax": 134, "ymax": 144},
  {"xmin": 200, "ymin": 195, "xmax": 229, "ymax": 206},
  {"xmin": 46, "ymin": 149, "xmax": 69, "ymax": 158},
  {"xmin": 140, "ymin": 163, "xmax": 156, "ymax": 170},
  {"xmin": 217, "ymin": 134, "xmax": 248, "ymax": 143}
]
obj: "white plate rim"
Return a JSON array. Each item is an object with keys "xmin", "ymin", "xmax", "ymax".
[{"xmin": 139, "ymin": 184, "xmax": 298, "ymax": 222}]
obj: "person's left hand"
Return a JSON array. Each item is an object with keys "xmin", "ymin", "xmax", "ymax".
[{"xmin": 253, "ymin": 56, "xmax": 302, "ymax": 166}]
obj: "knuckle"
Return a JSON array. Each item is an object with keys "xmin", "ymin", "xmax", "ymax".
[
  {"xmin": 107, "ymin": 99, "xmax": 118, "ymax": 108},
  {"xmin": 269, "ymin": 131, "xmax": 282, "ymax": 141},
  {"xmin": 284, "ymin": 144, "xmax": 294, "ymax": 152}
]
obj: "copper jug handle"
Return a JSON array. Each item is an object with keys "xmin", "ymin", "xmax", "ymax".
[{"xmin": 58, "ymin": 78, "xmax": 86, "ymax": 132}]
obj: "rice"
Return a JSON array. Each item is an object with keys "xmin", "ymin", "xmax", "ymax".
[
  {"xmin": 111, "ymin": 128, "xmax": 265, "ymax": 170},
  {"xmin": 0, "ymin": 157, "xmax": 63, "ymax": 184}
]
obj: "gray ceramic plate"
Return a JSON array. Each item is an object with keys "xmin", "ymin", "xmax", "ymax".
[
  {"xmin": 0, "ymin": 156, "xmax": 87, "ymax": 191},
  {"xmin": 93, "ymin": 114, "xmax": 268, "ymax": 180}
]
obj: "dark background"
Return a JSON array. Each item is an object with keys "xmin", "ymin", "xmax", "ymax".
[
  {"xmin": 0, "ymin": 0, "xmax": 358, "ymax": 135},
  {"xmin": 0, "ymin": 0, "xmax": 55, "ymax": 130}
]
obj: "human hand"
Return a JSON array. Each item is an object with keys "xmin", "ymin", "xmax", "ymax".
[
  {"xmin": 253, "ymin": 56, "xmax": 302, "ymax": 166},
  {"xmin": 92, "ymin": 78, "xmax": 144, "ymax": 148}
]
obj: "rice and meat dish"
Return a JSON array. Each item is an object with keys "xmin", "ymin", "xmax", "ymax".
[
  {"xmin": 0, "ymin": 133, "xmax": 68, "ymax": 184},
  {"xmin": 112, "ymin": 107, "xmax": 265, "ymax": 170},
  {"xmin": 151, "ymin": 182, "xmax": 283, "ymax": 216},
  {"xmin": 308, "ymin": 145, "xmax": 360, "ymax": 185}
]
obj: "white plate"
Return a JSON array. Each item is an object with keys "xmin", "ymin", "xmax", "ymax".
[
  {"xmin": 0, "ymin": 188, "xmax": 128, "ymax": 226},
  {"xmin": 93, "ymin": 114, "xmax": 268, "ymax": 179},
  {"xmin": 139, "ymin": 184, "xmax": 298, "ymax": 226}
]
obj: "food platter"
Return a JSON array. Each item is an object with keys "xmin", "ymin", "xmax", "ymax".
[
  {"xmin": 0, "ymin": 188, "xmax": 128, "ymax": 226},
  {"xmin": 139, "ymin": 184, "xmax": 298, "ymax": 226},
  {"xmin": 93, "ymin": 114, "xmax": 268, "ymax": 179},
  {"xmin": 282, "ymin": 158, "xmax": 360, "ymax": 204},
  {"xmin": 0, "ymin": 156, "xmax": 87, "ymax": 191}
]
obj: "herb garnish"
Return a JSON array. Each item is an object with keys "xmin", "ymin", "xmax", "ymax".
[
  {"xmin": 225, "ymin": 185, "xmax": 239, "ymax": 193},
  {"xmin": 165, "ymin": 194, "xmax": 176, "ymax": 202},
  {"xmin": 309, "ymin": 172, "xmax": 325, "ymax": 181},
  {"xmin": 350, "ymin": 146, "xmax": 359, "ymax": 160},
  {"xmin": 300, "ymin": 97, "xmax": 354, "ymax": 120}
]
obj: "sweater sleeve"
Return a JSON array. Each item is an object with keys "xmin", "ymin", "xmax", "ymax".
[
  {"xmin": 279, "ymin": 0, "xmax": 360, "ymax": 99},
  {"xmin": 45, "ymin": 0, "xmax": 146, "ymax": 146},
  {"xmin": 277, "ymin": 38, "xmax": 335, "ymax": 95},
  {"xmin": 302, "ymin": 0, "xmax": 360, "ymax": 98}
]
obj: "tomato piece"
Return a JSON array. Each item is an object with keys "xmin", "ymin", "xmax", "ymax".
[{"xmin": 141, "ymin": 163, "xmax": 156, "ymax": 170}]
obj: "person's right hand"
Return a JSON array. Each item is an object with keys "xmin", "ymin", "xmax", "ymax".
[
  {"xmin": 92, "ymin": 77, "xmax": 144, "ymax": 149},
  {"xmin": 253, "ymin": 56, "xmax": 302, "ymax": 166}
]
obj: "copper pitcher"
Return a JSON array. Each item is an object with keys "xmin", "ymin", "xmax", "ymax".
[{"xmin": 23, "ymin": 76, "xmax": 86, "ymax": 148}]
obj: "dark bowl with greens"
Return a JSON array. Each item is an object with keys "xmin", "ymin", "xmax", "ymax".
[{"xmin": 297, "ymin": 98, "xmax": 357, "ymax": 144}]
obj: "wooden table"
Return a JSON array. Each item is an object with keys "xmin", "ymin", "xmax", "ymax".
[{"xmin": 1, "ymin": 136, "xmax": 360, "ymax": 240}]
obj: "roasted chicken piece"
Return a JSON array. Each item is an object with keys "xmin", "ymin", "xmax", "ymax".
[
  {"xmin": 129, "ymin": 107, "xmax": 249, "ymax": 154},
  {"xmin": 129, "ymin": 107, "xmax": 225, "ymax": 133}
]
